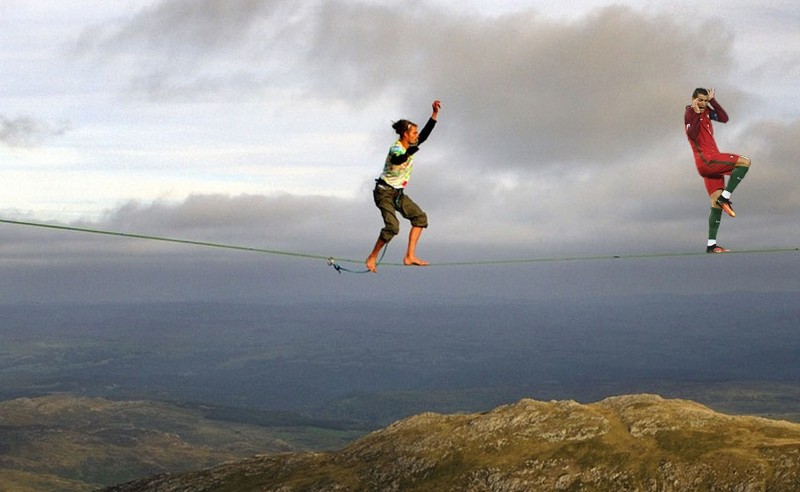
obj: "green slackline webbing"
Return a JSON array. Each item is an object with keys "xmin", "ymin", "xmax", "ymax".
[
  {"xmin": 430, "ymin": 247, "xmax": 800, "ymax": 267},
  {"xmin": 1, "ymin": 218, "xmax": 797, "ymax": 272},
  {"xmin": 0, "ymin": 218, "xmax": 361, "ymax": 264}
]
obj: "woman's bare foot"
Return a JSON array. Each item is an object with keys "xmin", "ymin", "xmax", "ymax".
[
  {"xmin": 403, "ymin": 256, "xmax": 429, "ymax": 267},
  {"xmin": 366, "ymin": 256, "xmax": 379, "ymax": 272}
]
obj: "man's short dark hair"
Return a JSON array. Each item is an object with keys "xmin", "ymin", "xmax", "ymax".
[{"xmin": 693, "ymin": 87, "xmax": 709, "ymax": 99}]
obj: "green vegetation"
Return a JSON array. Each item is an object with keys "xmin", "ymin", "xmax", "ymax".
[
  {"xmin": 0, "ymin": 394, "xmax": 363, "ymax": 491},
  {"xmin": 0, "ymin": 469, "xmax": 95, "ymax": 492},
  {"xmin": 102, "ymin": 395, "xmax": 800, "ymax": 491}
]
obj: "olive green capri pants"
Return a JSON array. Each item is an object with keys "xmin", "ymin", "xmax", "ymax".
[{"xmin": 373, "ymin": 181, "xmax": 428, "ymax": 243}]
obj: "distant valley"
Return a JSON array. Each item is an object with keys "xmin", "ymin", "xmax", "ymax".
[
  {"xmin": 1, "ymin": 292, "xmax": 798, "ymax": 489},
  {"xmin": 0, "ymin": 394, "xmax": 362, "ymax": 491}
]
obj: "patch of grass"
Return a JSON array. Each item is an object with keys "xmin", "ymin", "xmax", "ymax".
[{"xmin": 0, "ymin": 469, "xmax": 96, "ymax": 492}]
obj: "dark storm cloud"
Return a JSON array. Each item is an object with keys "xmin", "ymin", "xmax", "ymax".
[
  {"xmin": 78, "ymin": 1, "xmax": 735, "ymax": 164},
  {"xmin": 306, "ymin": 4, "xmax": 734, "ymax": 167}
]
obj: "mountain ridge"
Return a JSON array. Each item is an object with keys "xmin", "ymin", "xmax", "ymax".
[
  {"xmin": 0, "ymin": 394, "xmax": 332, "ymax": 491},
  {"xmin": 103, "ymin": 393, "xmax": 800, "ymax": 491}
]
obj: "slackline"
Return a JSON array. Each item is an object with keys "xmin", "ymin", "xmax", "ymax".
[
  {"xmin": 1, "ymin": 218, "xmax": 797, "ymax": 272},
  {"xmin": 0, "ymin": 218, "xmax": 340, "ymax": 262}
]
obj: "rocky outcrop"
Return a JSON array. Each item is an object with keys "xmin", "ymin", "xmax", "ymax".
[{"xmin": 103, "ymin": 394, "xmax": 800, "ymax": 491}]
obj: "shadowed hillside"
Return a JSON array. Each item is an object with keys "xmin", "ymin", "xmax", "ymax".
[
  {"xmin": 104, "ymin": 394, "xmax": 800, "ymax": 491},
  {"xmin": 0, "ymin": 395, "xmax": 359, "ymax": 491}
]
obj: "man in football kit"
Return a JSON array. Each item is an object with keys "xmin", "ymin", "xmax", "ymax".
[
  {"xmin": 366, "ymin": 100, "xmax": 441, "ymax": 273},
  {"xmin": 685, "ymin": 88, "xmax": 751, "ymax": 253}
]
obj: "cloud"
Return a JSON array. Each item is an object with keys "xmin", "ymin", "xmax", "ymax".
[
  {"xmin": 1, "ymin": 185, "xmax": 797, "ymax": 305},
  {"xmin": 73, "ymin": 0, "xmax": 313, "ymax": 99},
  {"xmin": 306, "ymin": 4, "xmax": 735, "ymax": 168},
  {"xmin": 94, "ymin": 193, "xmax": 373, "ymax": 248},
  {"xmin": 77, "ymin": 1, "xmax": 736, "ymax": 150},
  {"xmin": 738, "ymin": 119, "xmax": 800, "ymax": 214},
  {"xmin": 0, "ymin": 115, "xmax": 69, "ymax": 148},
  {"xmin": 0, "ymin": 192, "xmax": 379, "ymax": 304}
]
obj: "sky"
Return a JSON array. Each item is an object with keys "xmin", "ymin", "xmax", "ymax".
[{"xmin": 0, "ymin": 0, "xmax": 798, "ymax": 304}]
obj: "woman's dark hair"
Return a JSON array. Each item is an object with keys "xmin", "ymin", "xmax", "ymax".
[{"xmin": 392, "ymin": 119, "xmax": 416, "ymax": 136}]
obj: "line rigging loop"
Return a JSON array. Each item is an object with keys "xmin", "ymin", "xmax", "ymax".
[{"xmin": 327, "ymin": 244, "xmax": 388, "ymax": 274}]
